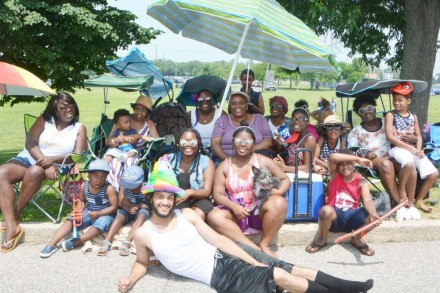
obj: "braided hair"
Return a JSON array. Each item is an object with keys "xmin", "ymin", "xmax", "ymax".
[{"xmin": 170, "ymin": 128, "xmax": 205, "ymax": 183}]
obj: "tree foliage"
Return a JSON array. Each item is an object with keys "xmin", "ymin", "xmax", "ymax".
[
  {"xmin": 278, "ymin": 0, "xmax": 440, "ymax": 125},
  {"xmin": 0, "ymin": 0, "xmax": 160, "ymax": 105}
]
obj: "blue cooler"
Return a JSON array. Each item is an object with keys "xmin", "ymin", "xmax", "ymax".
[{"xmin": 284, "ymin": 172, "xmax": 324, "ymax": 222}]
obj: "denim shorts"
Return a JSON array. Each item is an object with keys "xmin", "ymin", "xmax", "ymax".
[
  {"xmin": 68, "ymin": 208, "xmax": 115, "ymax": 233},
  {"xmin": 330, "ymin": 208, "xmax": 369, "ymax": 233},
  {"xmin": 117, "ymin": 208, "xmax": 150, "ymax": 224},
  {"xmin": 9, "ymin": 156, "xmax": 33, "ymax": 167},
  {"xmin": 210, "ymin": 242, "xmax": 293, "ymax": 293}
]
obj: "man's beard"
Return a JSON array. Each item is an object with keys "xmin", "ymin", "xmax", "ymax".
[{"xmin": 151, "ymin": 202, "xmax": 175, "ymax": 218}]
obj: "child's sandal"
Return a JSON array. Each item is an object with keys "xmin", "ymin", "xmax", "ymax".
[
  {"xmin": 119, "ymin": 241, "xmax": 132, "ymax": 257},
  {"xmin": 97, "ymin": 240, "xmax": 111, "ymax": 256}
]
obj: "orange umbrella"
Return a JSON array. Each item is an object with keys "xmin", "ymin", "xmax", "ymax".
[{"xmin": 0, "ymin": 62, "xmax": 56, "ymax": 96}]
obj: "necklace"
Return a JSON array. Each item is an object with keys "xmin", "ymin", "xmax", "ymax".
[
  {"xmin": 198, "ymin": 109, "xmax": 213, "ymax": 124},
  {"xmin": 362, "ymin": 119, "xmax": 381, "ymax": 131}
]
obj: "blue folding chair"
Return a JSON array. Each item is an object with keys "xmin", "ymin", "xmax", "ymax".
[{"xmin": 425, "ymin": 123, "xmax": 440, "ymax": 164}]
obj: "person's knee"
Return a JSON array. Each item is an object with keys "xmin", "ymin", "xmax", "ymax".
[
  {"xmin": 26, "ymin": 165, "xmax": 46, "ymax": 180},
  {"xmin": 319, "ymin": 206, "xmax": 334, "ymax": 220},
  {"xmin": 263, "ymin": 196, "xmax": 287, "ymax": 215},
  {"xmin": 207, "ymin": 209, "xmax": 226, "ymax": 228},
  {"xmin": 379, "ymin": 160, "xmax": 394, "ymax": 175}
]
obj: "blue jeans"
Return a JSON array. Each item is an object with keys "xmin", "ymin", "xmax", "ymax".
[
  {"xmin": 117, "ymin": 208, "xmax": 150, "ymax": 224},
  {"xmin": 68, "ymin": 208, "xmax": 115, "ymax": 233}
]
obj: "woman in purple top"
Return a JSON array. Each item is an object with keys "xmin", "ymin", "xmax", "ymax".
[{"xmin": 211, "ymin": 92, "xmax": 273, "ymax": 163}]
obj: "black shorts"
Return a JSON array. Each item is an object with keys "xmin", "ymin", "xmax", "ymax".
[
  {"xmin": 210, "ymin": 243, "xmax": 293, "ymax": 293},
  {"xmin": 175, "ymin": 198, "xmax": 214, "ymax": 215}
]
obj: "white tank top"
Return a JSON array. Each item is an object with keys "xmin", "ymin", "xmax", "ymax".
[
  {"xmin": 191, "ymin": 107, "xmax": 221, "ymax": 149},
  {"xmin": 146, "ymin": 210, "xmax": 216, "ymax": 285},
  {"xmin": 18, "ymin": 120, "xmax": 82, "ymax": 165}
]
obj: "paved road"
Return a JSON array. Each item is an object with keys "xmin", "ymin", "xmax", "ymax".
[{"xmin": 1, "ymin": 241, "xmax": 439, "ymax": 293}]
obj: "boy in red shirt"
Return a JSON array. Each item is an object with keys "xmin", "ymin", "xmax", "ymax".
[{"xmin": 306, "ymin": 150, "xmax": 380, "ymax": 256}]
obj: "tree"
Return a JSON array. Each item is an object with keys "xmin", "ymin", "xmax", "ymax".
[
  {"xmin": 278, "ymin": 0, "xmax": 440, "ymax": 125},
  {"xmin": 0, "ymin": 0, "xmax": 160, "ymax": 105}
]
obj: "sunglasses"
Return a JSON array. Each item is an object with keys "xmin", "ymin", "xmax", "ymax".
[
  {"xmin": 358, "ymin": 105, "xmax": 375, "ymax": 115},
  {"xmin": 325, "ymin": 125, "xmax": 342, "ymax": 131},
  {"xmin": 58, "ymin": 104, "xmax": 75, "ymax": 112},
  {"xmin": 233, "ymin": 138, "xmax": 254, "ymax": 146},
  {"xmin": 270, "ymin": 104, "xmax": 284, "ymax": 110},
  {"xmin": 197, "ymin": 97, "xmax": 212, "ymax": 103},
  {"xmin": 179, "ymin": 139, "xmax": 198, "ymax": 147}
]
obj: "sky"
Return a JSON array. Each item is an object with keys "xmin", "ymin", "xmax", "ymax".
[{"xmin": 108, "ymin": 0, "xmax": 440, "ymax": 76}]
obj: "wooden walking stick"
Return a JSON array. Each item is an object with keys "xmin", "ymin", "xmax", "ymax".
[{"xmin": 334, "ymin": 199, "xmax": 408, "ymax": 244}]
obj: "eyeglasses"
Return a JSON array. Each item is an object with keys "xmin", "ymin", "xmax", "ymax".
[
  {"xmin": 197, "ymin": 97, "xmax": 212, "ymax": 103},
  {"xmin": 179, "ymin": 139, "xmax": 198, "ymax": 147},
  {"xmin": 58, "ymin": 104, "xmax": 75, "ymax": 112},
  {"xmin": 325, "ymin": 125, "xmax": 342, "ymax": 131},
  {"xmin": 291, "ymin": 117, "xmax": 309, "ymax": 123},
  {"xmin": 358, "ymin": 105, "xmax": 375, "ymax": 115},
  {"xmin": 233, "ymin": 138, "xmax": 254, "ymax": 146},
  {"xmin": 270, "ymin": 104, "xmax": 284, "ymax": 110}
]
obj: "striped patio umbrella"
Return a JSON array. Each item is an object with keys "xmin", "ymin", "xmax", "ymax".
[
  {"xmin": 0, "ymin": 62, "xmax": 55, "ymax": 96},
  {"xmin": 147, "ymin": 0, "xmax": 339, "ymax": 111}
]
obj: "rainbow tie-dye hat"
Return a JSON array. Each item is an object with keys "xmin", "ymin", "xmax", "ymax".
[{"xmin": 141, "ymin": 155, "xmax": 185, "ymax": 198}]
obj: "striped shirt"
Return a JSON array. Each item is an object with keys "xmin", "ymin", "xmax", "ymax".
[
  {"xmin": 124, "ymin": 186, "xmax": 146, "ymax": 205},
  {"xmin": 84, "ymin": 181, "xmax": 110, "ymax": 211}
]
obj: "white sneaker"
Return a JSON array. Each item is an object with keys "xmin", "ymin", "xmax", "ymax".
[
  {"xmin": 396, "ymin": 207, "xmax": 410, "ymax": 223},
  {"xmin": 407, "ymin": 206, "xmax": 421, "ymax": 220}
]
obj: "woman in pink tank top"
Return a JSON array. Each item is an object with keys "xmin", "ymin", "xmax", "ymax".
[{"xmin": 208, "ymin": 126, "xmax": 290, "ymax": 258}]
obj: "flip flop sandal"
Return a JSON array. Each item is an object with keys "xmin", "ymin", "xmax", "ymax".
[
  {"xmin": 149, "ymin": 256, "xmax": 161, "ymax": 267},
  {"xmin": 1, "ymin": 227, "xmax": 25, "ymax": 253},
  {"xmin": 119, "ymin": 241, "xmax": 132, "ymax": 257},
  {"xmin": 97, "ymin": 240, "xmax": 112, "ymax": 256},
  {"xmin": 1, "ymin": 221, "xmax": 6, "ymax": 232},
  {"xmin": 305, "ymin": 242, "xmax": 327, "ymax": 254},
  {"xmin": 352, "ymin": 242, "xmax": 375, "ymax": 256}
]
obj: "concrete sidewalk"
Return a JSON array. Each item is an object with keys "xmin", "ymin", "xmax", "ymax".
[{"xmin": 12, "ymin": 218, "xmax": 440, "ymax": 247}]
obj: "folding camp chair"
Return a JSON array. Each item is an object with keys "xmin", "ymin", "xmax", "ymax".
[
  {"xmin": 137, "ymin": 137, "xmax": 165, "ymax": 180},
  {"xmin": 425, "ymin": 123, "xmax": 440, "ymax": 164},
  {"xmin": 16, "ymin": 115, "xmax": 89, "ymax": 223},
  {"xmin": 88, "ymin": 113, "xmax": 114, "ymax": 158}
]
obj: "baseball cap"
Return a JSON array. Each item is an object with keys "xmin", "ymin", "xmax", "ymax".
[
  {"xmin": 391, "ymin": 82, "xmax": 413, "ymax": 96},
  {"xmin": 120, "ymin": 166, "xmax": 144, "ymax": 190},
  {"xmin": 86, "ymin": 159, "xmax": 110, "ymax": 173}
]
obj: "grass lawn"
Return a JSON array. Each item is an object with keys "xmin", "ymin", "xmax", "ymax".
[{"xmin": 1, "ymin": 81, "xmax": 440, "ymax": 222}]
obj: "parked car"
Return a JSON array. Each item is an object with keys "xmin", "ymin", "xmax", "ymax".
[
  {"xmin": 432, "ymin": 86, "xmax": 440, "ymax": 95},
  {"xmin": 252, "ymin": 81, "xmax": 262, "ymax": 87},
  {"xmin": 264, "ymin": 83, "xmax": 277, "ymax": 91}
]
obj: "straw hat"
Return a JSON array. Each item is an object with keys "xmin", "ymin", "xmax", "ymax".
[
  {"xmin": 131, "ymin": 95, "xmax": 153, "ymax": 110},
  {"xmin": 316, "ymin": 114, "xmax": 351, "ymax": 136}
]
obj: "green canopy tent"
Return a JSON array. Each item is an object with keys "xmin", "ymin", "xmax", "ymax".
[{"xmin": 84, "ymin": 74, "xmax": 154, "ymax": 114}]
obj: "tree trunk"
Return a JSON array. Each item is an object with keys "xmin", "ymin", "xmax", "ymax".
[{"xmin": 401, "ymin": 0, "xmax": 440, "ymax": 128}]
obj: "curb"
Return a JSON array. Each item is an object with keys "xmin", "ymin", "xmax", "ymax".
[{"xmin": 9, "ymin": 219, "xmax": 440, "ymax": 247}]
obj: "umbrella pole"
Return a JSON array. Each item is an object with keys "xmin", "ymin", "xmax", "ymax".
[{"xmin": 218, "ymin": 22, "xmax": 251, "ymax": 117}]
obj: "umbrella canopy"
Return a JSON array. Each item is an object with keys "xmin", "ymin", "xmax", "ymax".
[
  {"xmin": 336, "ymin": 79, "xmax": 428, "ymax": 97},
  {"xmin": 147, "ymin": 0, "xmax": 339, "ymax": 113},
  {"xmin": 176, "ymin": 75, "xmax": 230, "ymax": 106},
  {"xmin": 83, "ymin": 74, "xmax": 154, "ymax": 90},
  {"xmin": 147, "ymin": 0, "xmax": 337, "ymax": 74},
  {"xmin": 335, "ymin": 79, "xmax": 428, "ymax": 123},
  {"xmin": 0, "ymin": 62, "xmax": 55, "ymax": 96},
  {"xmin": 106, "ymin": 47, "xmax": 173, "ymax": 100}
]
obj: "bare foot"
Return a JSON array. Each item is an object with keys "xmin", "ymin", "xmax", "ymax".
[
  {"xmin": 260, "ymin": 245, "xmax": 278, "ymax": 258},
  {"xmin": 416, "ymin": 201, "xmax": 433, "ymax": 213}
]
